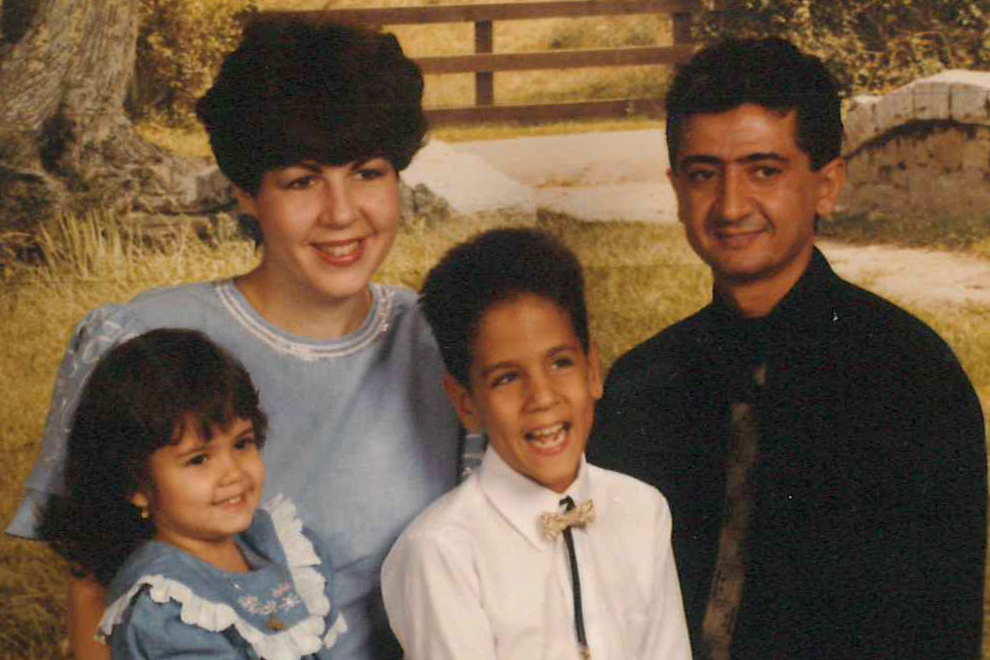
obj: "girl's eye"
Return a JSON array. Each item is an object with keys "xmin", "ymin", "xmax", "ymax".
[
  {"xmin": 552, "ymin": 356, "xmax": 576, "ymax": 370},
  {"xmin": 234, "ymin": 436, "xmax": 256, "ymax": 450},
  {"xmin": 185, "ymin": 454, "xmax": 208, "ymax": 467}
]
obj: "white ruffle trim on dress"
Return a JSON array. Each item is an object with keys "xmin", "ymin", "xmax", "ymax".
[{"xmin": 98, "ymin": 495, "xmax": 345, "ymax": 660}]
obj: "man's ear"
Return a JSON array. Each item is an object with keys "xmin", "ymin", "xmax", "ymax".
[
  {"xmin": 815, "ymin": 157, "xmax": 846, "ymax": 217},
  {"xmin": 233, "ymin": 186, "xmax": 258, "ymax": 217},
  {"xmin": 443, "ymin": 373, "xmax": 481, "ymax": 433},
  {"xmin": 588, "ymin": 342, "xmax": 604, "ymax": 400}
]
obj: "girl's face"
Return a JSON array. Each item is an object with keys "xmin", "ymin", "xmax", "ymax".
[
  {"xmin": 132, "ymin": 417, "xmax": 265, "ymax": 565},
  {"xmin": 236, "ymin": 158, "xmax": 401, "ymax": 307}
]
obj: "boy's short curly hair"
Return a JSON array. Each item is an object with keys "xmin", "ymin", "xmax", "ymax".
[
  {"xmin": 40, "ymin": 329, "xmax": 268, "ymax": 586},
  {"xmin": 197, "ymin": 16, "xmax": 427, "ymax": 239},
  {"xmin": 665, "ymin": 37, "xmax": 843, "ymax": 172},
  {"xmin": 419, "ymin": 228, "xmax": 591, "ymax": 387}
]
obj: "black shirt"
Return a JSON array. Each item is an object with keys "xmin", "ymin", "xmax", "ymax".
[{"xmin": 591, "ymin": 249, "xmax": 986, "ymax": 659}]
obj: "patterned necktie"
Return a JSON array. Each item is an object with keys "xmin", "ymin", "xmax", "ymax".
[
  {"xmin": 701, "ymin": 362, "xmax": 766, "ymax": 660},
  {"xmin": 542, "ymin": 496, "xmax": 594, "ymax": 660}
]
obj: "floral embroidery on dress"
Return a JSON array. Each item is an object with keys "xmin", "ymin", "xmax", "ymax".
[{"xmin": 237, "ymin": 581, "xmax": 303, "ymax": 615}]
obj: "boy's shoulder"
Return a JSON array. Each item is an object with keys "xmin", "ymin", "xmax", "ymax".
[
  {"xmin": 586, "ymin": 463, "xmax": 672, "ymax": 524},
  {"xmin": 392, "ymin": 475, "xmax": 487, "ymax": 546}
]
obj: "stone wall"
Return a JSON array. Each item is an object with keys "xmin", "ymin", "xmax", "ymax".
[{"xmin": 840, "ymin": 70, "xmax": 990, "ymax": 222}]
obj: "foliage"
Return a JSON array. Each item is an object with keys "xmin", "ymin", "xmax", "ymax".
[
  {"xmin": 134, "ymin": 0, "xmax": 259, "ymax": 125},
  {"xmin": 698, "ymin": 0, "xmax": 990, "ymax": 95}
]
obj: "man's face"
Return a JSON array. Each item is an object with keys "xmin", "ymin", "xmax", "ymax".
[{"xmin": 668, "ymin": 104, "xmax": 844, "ymax": 305}]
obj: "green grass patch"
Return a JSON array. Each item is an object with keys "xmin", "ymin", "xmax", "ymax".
[{"xmin": 823, "ymin": 211, "xmax": 990, "ymax": 259}]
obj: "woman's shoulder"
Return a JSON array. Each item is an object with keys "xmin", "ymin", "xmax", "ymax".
[{"xmin": 74, "ymin": 281, "xmax": 227, "ymax": 341}]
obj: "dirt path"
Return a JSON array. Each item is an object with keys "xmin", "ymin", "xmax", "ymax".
[
  {"xmin": 819, "ymin": 241, "xmax": 990, "ymax": 310},
  {"xmin": 454, "ymin": 130, "xmax": 990, "ymax": 311}
]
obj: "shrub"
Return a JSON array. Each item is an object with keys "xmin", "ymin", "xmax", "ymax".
[
  {"xmin": 134, "ymin": 0, "xmax": 258, "ymax": 125},
  {"xmin": 698, "ymin": 0, "xmax": 990, "ymax": 96}
]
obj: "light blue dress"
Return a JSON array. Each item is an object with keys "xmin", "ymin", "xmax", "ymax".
[
  {"xmin": 101, "ymin": 496, "xmax": 346, "ymax": 660},
  {"xmin": 8, "ymin": 281, "xmax": 462, "ymax": 660}
]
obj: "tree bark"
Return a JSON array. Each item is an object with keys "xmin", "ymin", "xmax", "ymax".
[{"xmin": 0, "ymin": 0, "xmax": 230, "ymax": 235}]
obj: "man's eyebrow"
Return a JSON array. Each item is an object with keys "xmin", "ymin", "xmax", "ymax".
[
  {"xmin": 738, "ymin": 152, "xmax": 788, "ymax": 164},
  {"xmin": 678, "ymin": 152, "xmax": 789, "ymax": 168}
]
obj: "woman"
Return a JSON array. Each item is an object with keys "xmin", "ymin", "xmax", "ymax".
[{"xmin": 7, "ymin": 17, "xmax": 461, "ymax": 660}]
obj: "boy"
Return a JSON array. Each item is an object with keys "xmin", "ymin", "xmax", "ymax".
[{"xmin": 381, "ymin": 228, "xmax": 691, "ymax": 659}]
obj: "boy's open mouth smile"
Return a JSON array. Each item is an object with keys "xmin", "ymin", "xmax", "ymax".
[{"xmin": 525, "ymin": 422, "xmax": 570, "ymax": 452}]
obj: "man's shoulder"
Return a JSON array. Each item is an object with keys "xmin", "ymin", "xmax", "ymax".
[
  {"xmin": 605, "ymin": 305, "xmax": 712, "ymax": 387},
  {"xmin": 827, "ymin": 273, "xmax": 957, "ymax": 360}
]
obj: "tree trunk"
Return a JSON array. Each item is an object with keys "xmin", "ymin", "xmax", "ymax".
[{"xmin": 0, "ymin": 0, "xmax": 230, "ymax": 235}]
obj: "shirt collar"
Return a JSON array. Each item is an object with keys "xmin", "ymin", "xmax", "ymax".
[
  {"xmin": 477, "ymin": 448, "xmax": 592, "ymax": 551},
  {"xmin": 710, "ymin": 247, "xmax": 841, "ymax": 341}
]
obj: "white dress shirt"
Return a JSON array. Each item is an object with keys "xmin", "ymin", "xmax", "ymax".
[{"xmin": 381, "ymin": 449, "xmax": 691, "ymax": 660}]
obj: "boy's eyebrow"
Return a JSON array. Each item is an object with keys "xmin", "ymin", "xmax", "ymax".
[{"xmin": 476, "ymin": 343, "xmax": 581, "ymax": 378}]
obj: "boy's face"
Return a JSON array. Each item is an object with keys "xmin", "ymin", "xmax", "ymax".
[{"xmin": 445, "ymin": 294, "xmax": 602, "ymax": 493}]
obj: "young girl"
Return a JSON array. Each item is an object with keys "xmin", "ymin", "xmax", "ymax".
[
  {"xmin": 8, "ymin": 17, "xmax": 461, "ymax": 660},
  {"xmin": 42, "ymin": 329, "xmax": 346, "ymax": 659}
]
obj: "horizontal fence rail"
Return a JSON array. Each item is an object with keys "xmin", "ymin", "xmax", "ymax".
[{"xmin": 262, "ymin": 0, "xmax": 706, "ymax": 125}]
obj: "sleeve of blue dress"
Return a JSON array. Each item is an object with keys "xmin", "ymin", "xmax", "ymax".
[
  {"xmin": 6, "ymin": 305, "xmax": 136, "ymax": 538},
  {"xmin": 110, "ymin": 593, "xmax": 245, "ymax": 660}
]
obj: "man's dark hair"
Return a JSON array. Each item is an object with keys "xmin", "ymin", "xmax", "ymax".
[
  {"xmin": 420, "ymin": 228, "xmax": 591, "ymax": 387},
  {"xmin": 40, "ymin": 329, "xmax": 269, "ymax": 586},
  {"xmin": 666, "ymin": 37, "xmax": 842, "ymax": 171},
  {"xmin": 197, "ymin": 16, "xmax": 427, "ymax": 242}
]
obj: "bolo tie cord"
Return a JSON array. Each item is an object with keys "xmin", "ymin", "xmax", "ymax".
[{"xmin": 560, "ymin": 496, "xmax": 591, "ymax": 659}]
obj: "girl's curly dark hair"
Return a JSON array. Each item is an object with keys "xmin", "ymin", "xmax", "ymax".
[{"xmin": 40, "ymin": 329, "xmax": 268, "ymax": 586}]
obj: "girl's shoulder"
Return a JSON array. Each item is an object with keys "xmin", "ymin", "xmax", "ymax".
[{"xmin": 100, "ymin": 496, "xmax": 345, "ymax": 659}]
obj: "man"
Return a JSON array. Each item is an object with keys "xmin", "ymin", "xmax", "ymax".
[{"xmin": 590, "ymin": 37, "xmax": 986, "ymax": 659}]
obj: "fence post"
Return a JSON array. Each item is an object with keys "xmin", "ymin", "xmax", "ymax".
[
  {"xmin": 671, "ymin": 11, "xmax": 691, "ymax": 44},
  {"xmin": 474, "ymin": 20, "xmax": 494, "ymax": 106}
]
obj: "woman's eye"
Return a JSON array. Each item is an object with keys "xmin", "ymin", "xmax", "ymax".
[
  {"xmin": 354, "ymin": 167, "xmax": 385, "ymax": 181},
  {"xmin": 186, "ymin": 454, "xmax": 208, "ymax": 467},
  {"xmin": 553, "ymin": 357, "xmax": 576, "ymax": 369},
  {"xmin": 287, "ymin": 175, "xmax": 318, "ymax": 190}
]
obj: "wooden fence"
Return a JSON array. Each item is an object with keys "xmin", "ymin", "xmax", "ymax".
[{"xmin": 264, "ymin": 0, "xmax": 707, "ymax": 125}]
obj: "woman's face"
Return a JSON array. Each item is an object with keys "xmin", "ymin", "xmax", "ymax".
[{"xmin": 236, "ymin": 157, "xmax": 401, "ymax": 307}]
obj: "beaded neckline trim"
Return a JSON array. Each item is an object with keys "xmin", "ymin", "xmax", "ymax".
[{"xmin": 216, "ymin": 281, "xmax": 394, "ymax": 362}]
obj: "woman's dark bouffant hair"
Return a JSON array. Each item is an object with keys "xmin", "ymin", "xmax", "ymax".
[
  {"xmin": 196, "ymin": 16, "xmax": 428, "ymax": 241},
  {"xmin": 40, "ymin": 329, "xmax": 268, "ymax": 587}
]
